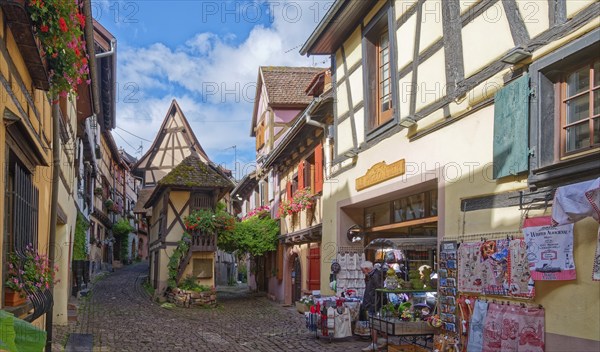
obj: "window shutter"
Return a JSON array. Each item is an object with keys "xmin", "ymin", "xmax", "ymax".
[
  {"xmin": 493, "ymin": 73, "xmax": 530, "ymax": 179},
  {"xmin": 286, "ymin": 181, "xmax": 292, "ymax": 200},
  {"xmin": 298, "ymin": 161, "xmax": 305, "ymax": 190},
  {"xmin": 314, "ymin": 143, "xmax": 323, "ymax": 193}
]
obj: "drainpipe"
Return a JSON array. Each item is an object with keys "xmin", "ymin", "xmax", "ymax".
[
  {"xmin": 45, "ymin": 103, "xmax": 60, "ymax": 352},
  {"xmin": 304, "ymin": 105, "xmax": 332, "ymax": 179},
  {"xmin": 95, "ymin": 38, "xmax": 116, "ymax": 58}
]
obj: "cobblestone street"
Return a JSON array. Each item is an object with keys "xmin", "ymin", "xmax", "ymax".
[{"xmin": 52, "ymin": 263, "xmax": 369, "ymax": 352}]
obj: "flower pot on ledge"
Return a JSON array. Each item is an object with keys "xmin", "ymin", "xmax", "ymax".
[{"xmin": 4, "ymin": 288, "xmax": 26, "ymax": 307}]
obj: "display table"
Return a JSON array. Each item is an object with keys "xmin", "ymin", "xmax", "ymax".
[{"xmin": 370, "ymin": 289, "xmax": 437, "ymax": 348}]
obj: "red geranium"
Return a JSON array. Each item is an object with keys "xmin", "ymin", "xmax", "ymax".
[
  {"xmin": 40, "ymin": 24, "xmax": 49, "ymax": 32},
  {"xmin": 58, "ymin": 17, "xmax": 67, "ymax": 32}
]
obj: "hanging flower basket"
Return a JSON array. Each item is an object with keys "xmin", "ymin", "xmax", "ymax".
[{"xmin": 27, "ymin": 0, "xmax": 90, "ymax": 98}]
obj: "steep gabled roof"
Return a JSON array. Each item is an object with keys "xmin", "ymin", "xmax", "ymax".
[
  {"xmin": 158, "ymin": 155, "xmax": 233, "ymax": 188},
  {"xmin": 261, "ymin": 66, "xmax": 324, "ymax": 106},
  {"xmin": 133, "ymin": 187, "xmax": 154, "ymax": 215},
  {"xmin": 133, "ymin": 99, "xmax": 210, "ymax": 186},
  {"xmin": 144, "ymin": 154, "xmax": 234, "ymax": 208},
  {"xmin": 250, "ymin": 66, "xmax": 323, "ymax": 136}
]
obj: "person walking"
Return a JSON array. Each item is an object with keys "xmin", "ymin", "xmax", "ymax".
[{"xmin": 360, "ymin": 261, "xmax": 387, "ymax": 351}]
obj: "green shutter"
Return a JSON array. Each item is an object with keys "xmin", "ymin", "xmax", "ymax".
[{"xmin": 493, "ymin": 73, "xmax": 529, "ymax": 179}]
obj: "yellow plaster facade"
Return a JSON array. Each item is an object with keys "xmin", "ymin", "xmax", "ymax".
[{"xmin": 0, "ymin": 9, "xmax": 53, "ymax": 332}]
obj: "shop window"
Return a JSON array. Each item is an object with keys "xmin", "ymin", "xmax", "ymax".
[
  {"xmin": 529, "ymin": 30, "xmax": 600, "ymax": 188},
  {"xmin": 393, "ymin": 193, "xmax": 426, "ymax": 223},
  {"xmin": 365, "ymin": 203, "xmax": 391, "ymax": 228},
  {"xmin": 364, "ymin": 190, "xmax": 438, "ymax": 228},
  {"xmin": 363, "ymin": 3, "xmax": 397, "ymax": 135}
]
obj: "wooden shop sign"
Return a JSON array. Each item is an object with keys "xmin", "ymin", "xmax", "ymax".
[{"xmin": 356, "ymin": 159, "xmax": 406, "ymax": 191}]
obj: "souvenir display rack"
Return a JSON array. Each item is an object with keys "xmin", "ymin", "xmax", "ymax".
[{"xmin": 370, "ymin": 288, "xmax": 438, "ymax": 348}]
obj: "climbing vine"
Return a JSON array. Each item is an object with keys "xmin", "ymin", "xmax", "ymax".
[
  {"xmin": 167, "ymin": 233, "xmax": 190, "ymax": 288},
  {"xmin": 73, "ymin": 213, "xmax": 89, "ymax": 260}
]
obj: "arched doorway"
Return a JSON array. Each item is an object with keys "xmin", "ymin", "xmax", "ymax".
[{"xmin": 291, "ymin": 255, "xmax": 302, "ymax": 303}]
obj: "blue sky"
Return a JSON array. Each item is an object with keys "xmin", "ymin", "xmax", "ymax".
[{"xmin": 93, "ymin": 0, "xmax": 331, "ymax": 179}]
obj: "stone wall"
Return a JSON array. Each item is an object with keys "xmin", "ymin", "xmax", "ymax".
[{"xmin": 167, "ymin": 288, "xmax": 217, "ymax": 308}]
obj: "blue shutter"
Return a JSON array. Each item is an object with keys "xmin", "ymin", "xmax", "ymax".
[{"xmin": 493, "ymin": 74, "xmax": 530, "ymax": 179}]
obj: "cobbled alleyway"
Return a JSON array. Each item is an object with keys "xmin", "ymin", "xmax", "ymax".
[{"xmin": 52, "ymin": 263, "xmax": 370, "ymax": 352}]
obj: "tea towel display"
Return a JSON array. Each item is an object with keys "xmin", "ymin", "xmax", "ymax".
[{"xmin": 523, "ymin": 216, "xmax": 576, "ymax": 281}]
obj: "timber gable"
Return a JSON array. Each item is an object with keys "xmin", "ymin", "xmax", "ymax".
[{"xmin": 134, "ymin": 99, "xmax": 210, "ymax": 186}]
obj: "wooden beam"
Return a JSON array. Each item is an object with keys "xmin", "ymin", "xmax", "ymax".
[
  {"xmin": 340, "ymin": 45, "xmax": 358, "ymax": 149},
  {"xmin": 367, "ymin": 216, "xmax": 438, "ymax": 233}
]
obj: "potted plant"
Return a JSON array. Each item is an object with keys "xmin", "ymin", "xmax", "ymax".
[
  {"xmin": 94, "ymin": 187, "xmax": 103, "ymax": 196},
  {"xmin": 5, "ymin": 244, "xmax": 58, "ymax": 306},
  {"xmin": 104, "ymin": 199, "xmax": 114, "ymax": 211},
  {"xmin": 292, "ymin": 188, "xmax": 315, "ymax": 224}
]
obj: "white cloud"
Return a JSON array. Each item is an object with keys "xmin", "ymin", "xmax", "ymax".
[{"xmin": 112, "ymin": 0, "xmax": 331, "ymax": 177}]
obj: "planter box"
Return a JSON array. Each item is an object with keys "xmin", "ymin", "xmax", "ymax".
[
  {"xmin": 4, "ymin": 288, "xmax": 26, "ymax": 307},
  {"xmin": 295, "ymin": 301, "xmax": 309, "ymax": 313}
]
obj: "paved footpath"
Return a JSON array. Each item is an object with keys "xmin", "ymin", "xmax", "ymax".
[{"xmin": 52, "ymin": 262, "xmax": 372, "ymax": 352}]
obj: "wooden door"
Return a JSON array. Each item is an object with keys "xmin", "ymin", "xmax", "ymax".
[{"xmin": 292, "ymin": 256, "xmax": 302, "ymax": 303}]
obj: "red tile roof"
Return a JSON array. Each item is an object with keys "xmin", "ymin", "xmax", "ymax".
[{"xmin": 261, "ymin": 66, "xmax": 324, "ymax": 106}]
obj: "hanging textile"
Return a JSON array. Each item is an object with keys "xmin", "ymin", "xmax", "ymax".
[
  {"xmin": 508, "ymin": 239, "xmax": 535, "ymax": 298},
  {"xmin": 467, "ymin": 299, "xmax": 488, "ymax": 352},
  {"xmin": 480, "ymin": 239, "xmax": 510, "ymax": 296},
  {"xmin": 516, "ymin": 306, "xmax": 545, "ymax": 352},
  {"xmin": 458, "ymin": 242, "xmax": 484, "ymax": 293},
  {"xmin": 552, "ymin": 177, "xmax": 600, "ymax": 225},
  {"xmin": 482, "ymin": 303, "xmax": 505, "ymax": 352},
  {"xmin": 499, "ymin": 305, "xmax": 520, "ymax": 351},
  {"xmin": 333, "ymin": 307, "xmax": 353, "ymax": 338},
  {"xmin": 593, "ymin": 228, "xmax": 600, "ymax": 281},
  {"xmin": 523, "ymin": 216, "xmax": 576, "ymax": 281}
]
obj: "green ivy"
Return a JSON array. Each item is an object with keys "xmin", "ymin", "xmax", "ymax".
[
  {"xmin": 167, "ymin": 233, "xmax": 190, "ymax": 288},
  {"xmin": 73, "ymin": 213, "xmax": 89, "ymax": 260},
  {"xmin": 112, "ymin": 218, "xmax": 133, "ymax": 237},
  {"xmin": 113, "ymin": 219, "xmax": 134, "ymax": 261}
]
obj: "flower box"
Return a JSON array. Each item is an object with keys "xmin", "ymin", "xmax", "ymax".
[
  {"xmin": 295, "ymin": 301, "xmax": 309, "ymax": 314},
  {"xmin": 4, "ymin": 288, "xmax": 26, "ymax": 307}
]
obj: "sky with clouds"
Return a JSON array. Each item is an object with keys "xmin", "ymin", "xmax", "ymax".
[{"xmin": 92, "ymin": 0, "xmax": 331, "ymax": 179}]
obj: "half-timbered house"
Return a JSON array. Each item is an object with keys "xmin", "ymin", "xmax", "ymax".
[
  {"xmin": 134, "ymin": 100, "xmax": 233, "ymax": 295},
  {"xmin": 261, "ymin": 69, "xmax": 333, "ymax": 305},
  {"xmin": 301, "ymin": 0, "xmax": 599, "ymax": 348}
]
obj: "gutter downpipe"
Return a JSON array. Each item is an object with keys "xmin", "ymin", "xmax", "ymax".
[
  {"xmin": 45, "ymin": 103, "xmax": 60, "ymax": 352},
  {"xmin": 304, "ymin": 99, "xmax": 332, "ymax": 179}
]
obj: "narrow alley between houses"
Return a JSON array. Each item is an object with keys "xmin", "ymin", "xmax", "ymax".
[{"xmin": 52, "ymin": 263, "xmax": 365, "ymax": 352}]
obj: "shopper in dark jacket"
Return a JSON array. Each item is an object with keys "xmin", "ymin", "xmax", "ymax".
[{"xmin": 360, "ymin": 261, "xmax": 386, "ymax": 351}]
